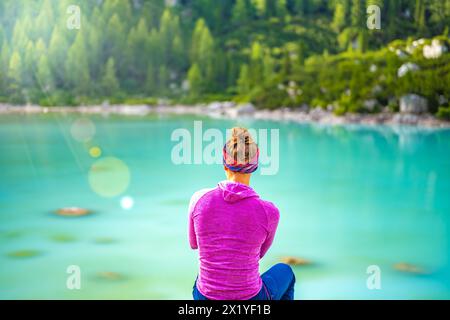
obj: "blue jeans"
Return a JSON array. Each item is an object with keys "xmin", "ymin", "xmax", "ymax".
[{"xmin": 192, "ymin": 263, "xmax": 296, "ymax": 300}]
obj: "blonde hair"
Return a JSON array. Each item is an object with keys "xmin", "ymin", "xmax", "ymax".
[{"xmin": 225, "ymin": 127, "xmax": 258, "ymax": 165}]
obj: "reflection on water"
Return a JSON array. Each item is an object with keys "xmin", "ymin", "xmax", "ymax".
[{"xmin": 0, "ymin": 113, "xmax": 449, "ymax": 299}]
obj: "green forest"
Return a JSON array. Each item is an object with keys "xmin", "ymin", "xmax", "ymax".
[{"xmin": 0, "ymin": 0, "xmax": 449, "ymax": 116}]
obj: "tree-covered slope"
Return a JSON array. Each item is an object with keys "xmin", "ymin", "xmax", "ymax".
[{"xmin": 0, "ymin": 0, "xmax": 449, "ymax": 115}]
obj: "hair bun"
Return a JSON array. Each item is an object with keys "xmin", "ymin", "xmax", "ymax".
[
  {"xmin": 230, "ymin": 127, "xmax": 254, "ymax": 144},
  {"xmin": 225, "ymin": 127, "xmax": 257, "ymax": 165}
]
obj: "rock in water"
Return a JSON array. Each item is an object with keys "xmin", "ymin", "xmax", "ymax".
[
  {"xmin": 393, "ymin": 262, "xmax": 427, "ymax": 275},
  {"xmin": 96, "ymin": 271, "xmax": 124, "ymax": 281},
  {"xmin": 50, "ymin": 234, "xmax": 77, "ymax": 243},
  {"xmin": 55, "ymin": 207, "xmax": 91, "ymax": 217},
  {"xmin": 94, "ymin": 237, "xmax": 116, "ymax": 244},
  {"xmin": 7, "ymin": 249, "xmax": 42, "ymax": 258},
  {"xmin": 281, "ymin": 256, "xmax": 312, "ymax": 266},
  {"xmin": 400, "ymin": 94, "xmax": 428, "ymax": 114}
]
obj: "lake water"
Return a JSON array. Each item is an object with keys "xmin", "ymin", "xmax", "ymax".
[{"xmin": 0, "ymin": 113, "xmax": 449, "ymax": 299}]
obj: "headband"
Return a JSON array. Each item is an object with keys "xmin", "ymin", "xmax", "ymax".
[{"xmin": 222, "ymin": 143, "xmax": 259, "ymax": 174}]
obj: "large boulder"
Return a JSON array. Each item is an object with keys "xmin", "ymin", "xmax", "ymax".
[
  {"xmin": 206, "ymin": 102, "xmax": 223, "ymax": 111},
  {"xmin": 398, "ymin": 62, "xmax": 419, "ymax": 78},
  {"xmin": 400, "ymin": 94, "xmax": 428, "ymax": 114},
  {"xmin": 236, "ymin": 103, "xmax": 256, "ymax": 115},
  {"xmin": 363, "ymin": 99, "xmax": 378, "ymax": 112},
  {"xmin": 423, "ymin": 39, "xmax": 447, "ymax": 59},
  {"xmin": 309, "ymin": 107, "xmax": 328, "ymax": 121},
  {"xmin": 226, "ymin": 103, "xmax": 256, "ymax": 118}
]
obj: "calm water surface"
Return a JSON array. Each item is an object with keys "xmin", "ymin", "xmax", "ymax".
[{"xmin": 0, "ymin": 113, "xmax": 449, "ymax": 299}]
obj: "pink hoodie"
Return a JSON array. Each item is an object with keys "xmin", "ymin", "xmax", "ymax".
[{"xmin": 188, "ymin": 181, "xmax": 280, "ymax": 300}]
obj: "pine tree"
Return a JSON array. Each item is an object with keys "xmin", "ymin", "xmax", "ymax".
[
  {"xmin": 34, "ymin": 0, "xmax": 54, "ymax": 43},
  {"xmin": 126, "ymin": 18, "xmax": 149, "ymax": 84},
  {"xmin": 292, "ymin": 0, "xmax": 309, "ymax": 16},
  {"xmin": 237, "ymin": 64, "xmax": 251, "ymax": 94},
  {"xmin": 190, "ymin": 19, "xmax": 215, "ymax": 91},
  {"xmin": 65, "ymin": 32, "xmax": 91, "ymax": 96},
  {"xmin": 250, "ymin": 41, "xmax": 263, "ymax": 85},
  {"xmin": 101, "ymin": 57, "xmax": 119, "ymax": 96},
  {"xmin": 158, "ymin": 65, "xmax": 169, "ymax": 93},
  {"xmin": 232, "ymin": 0, "xmax": 250, "ymax": 25},
  {"xmin": 187, "ymin": 63, "xmax": 202, "ymax": 97},
  {"xmin": 86, "ymin": 20, "xmax": 102, "ymax": 80},
  {"xmin": 34, "ymin": 38, "xmax": 46, "ymax": 57},
  {"xmin": 159, "ymin": 9, "xmax": 181, "ymax": 68},
  {"xmin": 276, "ymin": 0, "xmax": 288, "ymax": 17},
  {"xmin": 22, "ymin": 41, "xmax": 35, "ymax": 87},
  {"xmin": 190, "ymin": 19, "xmax": 206, "ymax": 63},
  {"xmin": 11, "ymin": 20, "xmax": 29, "ymax": 55},
  {"xmin": 357, "ymin": 30, "xmax": 368, "ymax": 52},
  {"xmin": 386, "ymin": 0, "xmax": 399, "ymax": 38},
  {"xmin": 251, "ymin": 0, "xmax": 266, "ymax": 17},
  {"xmin": 8, "ymin": 51, "xmax": 22, "ymax": 84},
  {"xmin": 36, "ymin": 55, "xmax": 53, "ymax": 92},
  {"xmin": 145, "ymin": 63, "xmax": 156, "ymax": 95},
  {"xmin": 351, "ymin": 0, "xmax": 364, "ymax": 28},
  {"xmin": 332, "ymin": 1, "xmax": 347, "ymax": 32},
  {"xmin": 48, "ymin": 27, "xmax": 68, "ymax": 86},
  {"xmin": 429, "ymin": 0, "xmax": 446, "ymax": 28},
  {"xmin": 104, "ymin": 14, "xmax": 126, "ymax": 75},
  {"xmin": 414, "ymin": 0, "xmax": 426, "ymax": 32},
  {"xmin": 7, "ymin": 51, "xmax": 24, "ymax": 103}
]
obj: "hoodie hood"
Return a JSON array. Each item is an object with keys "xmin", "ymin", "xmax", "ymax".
[{"xmin": 218, "ymin": 181, "xmax": 259, "ymax": 203}]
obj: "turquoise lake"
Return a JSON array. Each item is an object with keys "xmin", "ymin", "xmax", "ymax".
[{"xmin": 0, "ymin": 113, "xmax": 449, "ymax": 299}]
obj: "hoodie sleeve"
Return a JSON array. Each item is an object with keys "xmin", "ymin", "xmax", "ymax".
[
  {"xmin": 188, "ymin": 193, "xmax": 199, "ymax": 250},
  {"xmin": 260, "ymin": 201, "xmax": 280, "ymax": 259},
  {"xmin": 187, "ymin": 188, "xmax": 213, "ymax": 250}
]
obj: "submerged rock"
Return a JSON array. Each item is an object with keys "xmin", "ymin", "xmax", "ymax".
[
  {"xmin": 50, "ymin": 234, "xmax": 77, "ymax": 243},
  {"xmin": 280, "ymin": 256, "xmax": 312, "ymax": 266},
  {"xmin": 2, "ymin": 230, "xmax": 23, "ymax": 239},
  {"xmin": 96, "ymin": 271, "xmax": 125, "ymax": 281},
  {"xmin": 7, "ymin": 249, "xmax": 42, "ymax": 258},
  {"xmin": 393, "ymin": 262, "xmax": 427, "ymax": 275},
  {"xmin": 94, "ymin": 237, "xmax": 117, "ymax": 244},
  {"xmin": 55, "ymin": 207, "xmax": 91, "ymax": 217}
]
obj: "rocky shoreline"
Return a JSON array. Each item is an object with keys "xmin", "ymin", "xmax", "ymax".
[{"xmin": 1, "ymin": 103, "xmax": 449, "ymax": 128}]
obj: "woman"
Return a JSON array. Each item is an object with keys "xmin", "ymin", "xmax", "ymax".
[{"xmin": 188, "ymin": 127, "xmax": 296, "ymax": 300}]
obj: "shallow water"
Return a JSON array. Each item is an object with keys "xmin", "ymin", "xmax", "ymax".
[{"xmin": 0, "ymin": 113, "xmax": 449, "ymax": 299}]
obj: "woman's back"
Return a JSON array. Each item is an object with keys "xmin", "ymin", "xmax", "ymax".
[{"xmin": 188, "ymin": 181, "xmax": 279, "ymax": 300}]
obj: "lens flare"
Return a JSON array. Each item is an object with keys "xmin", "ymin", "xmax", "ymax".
[
  {"xmin": 89, "ymin": 146, "xmax": 102, "ymax": 158},
  {"xmin": 88, "ymin": 157, "xmax": 130, "ymax": 198},
  {"xmin": 120, "ymin": 196, "xmax": 134, "ymax": 210},
  {"xmin": 71, "ymin": 118, "xmax": 96, "ymax": 142}
]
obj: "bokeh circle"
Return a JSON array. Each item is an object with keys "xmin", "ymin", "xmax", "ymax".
[
  {"xmin": 88, "ymin": 157, "xmax": 130, "ymax": 197},
  {"xmin": 71, "ymin": 118, "xmax": 96, "ymax": 142}
]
